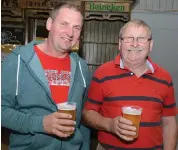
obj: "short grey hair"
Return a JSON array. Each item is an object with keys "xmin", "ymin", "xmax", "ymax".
[{"xmin": 119, "ymin": 19, "xmax": 152, "ymax": 39}]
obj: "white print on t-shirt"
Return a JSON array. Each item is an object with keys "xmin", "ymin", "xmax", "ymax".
[{"xmin": 44, "ymin": 69, "xmax": 71, "ymax": 86}]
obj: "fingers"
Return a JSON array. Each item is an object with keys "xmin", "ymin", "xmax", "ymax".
[
  {"xmin": 54, "ymin": 112, "xmax": 73, "ymax": 119},
  {"xmin": 51, "ymin": 128, "xmax": 72, "ymax": 138},
  {"xmin": 43, "ymin": 112, "xmax": 76, "ymax": 138},
  {"xmin": 116, "ymin": 132, "xmax": 134, "ymax": 141},
  {"xmin": 118, "ymin": 117, "xmax": 136, "ymax": 131},
  {"xmin": 53, "ymin": 112, "xmax": 76, "ymax": 126},
  {"xmin": 116, "ymin": 123, "xmax": 136, "ymax": 141},
  {"xmin": 56, "ymin": 119, "xmax": 76, "ymax": 126},
  {"xmin": 116, "ymin": 126, "xmax": 136, "ymax": 137},
  {"xmin": 52, "ymin": 123, "xmax": 75, "ymax": 137},
  {"xmin": 118, "ymin": 117, "xmax": 133, "ymax": 126},
  {"xmin": 54, "ymin": 119, "xmax": 75, "ymax": 133},
  {"xmin": 111, "ymin": 117, "xmax": 137, "ymax": 141},
  {"xmin": 52, "ymin": 114, "xmax": 76, "ymax": 137}
]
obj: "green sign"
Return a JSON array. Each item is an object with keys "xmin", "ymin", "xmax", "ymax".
[{"xmin": 88, "ymin": 2, "xmax": 125, "ymax": 12}]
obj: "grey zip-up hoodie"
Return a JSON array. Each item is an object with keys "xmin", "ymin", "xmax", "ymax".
[{"xmin": 1, "ymin": 40, "xmax": 91, "ymax": 150}]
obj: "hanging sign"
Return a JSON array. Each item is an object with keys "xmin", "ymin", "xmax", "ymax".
[
  {"xmin": 18, "ymin": 0, "xmax": 81, "ymax": 9},
  {"xmin": 2, "ymin": 0, "xmax": 18, "ymax": 7},
  {"xmin": 85, "ymin": 2, "xmax": 130, "ymax": 12}
]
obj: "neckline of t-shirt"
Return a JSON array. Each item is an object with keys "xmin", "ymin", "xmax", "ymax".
[{"xmin": 34, "ymin": 45, "xmax": 70, "ymax": 61}]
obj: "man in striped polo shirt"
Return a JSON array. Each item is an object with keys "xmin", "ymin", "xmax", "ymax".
[{"xmin": 82, "ymin": 19, "xmax": 177, "ymax": 150}]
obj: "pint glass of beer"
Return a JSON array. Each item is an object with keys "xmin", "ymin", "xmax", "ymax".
[
  {"xmin": 121, "ymin": 106, "xmax": 142, "ymax": 138},
  {"xmin": 57, "ymin": 102, "xmax": 76, "ymax": 134}
]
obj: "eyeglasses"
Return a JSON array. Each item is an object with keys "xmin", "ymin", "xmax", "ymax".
[{"xmin": 121, "ymin": 37, "xmax": 152, "ymax": 44}]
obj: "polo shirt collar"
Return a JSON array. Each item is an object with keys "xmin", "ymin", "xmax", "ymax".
[{"xmin": 114, "ymin": 55, "xmax": 157, "ymax": 74}]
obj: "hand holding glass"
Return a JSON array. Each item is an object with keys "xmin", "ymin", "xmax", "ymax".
[
  {"xmin": 122, "ymin": 106, "xmax": 142, "ymax": 138},
  {"xmin": 57, "ymin": 102, "xmax": 76, "ymax": 134}
]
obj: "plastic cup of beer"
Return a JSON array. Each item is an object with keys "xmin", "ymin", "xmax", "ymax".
[
  {"xmin": 57, "ymin": 102, "xmax": 76, "ymax": 134},
  {"xmin": 121, "ymin": 106, "xmax": 142, "ymax": 138}
]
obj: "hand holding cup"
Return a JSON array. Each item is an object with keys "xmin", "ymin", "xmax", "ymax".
[
  {"xmin": 43, "ymin": 102, "xmax": 76, "ymax": 137},
  {"xmin": 121, "ymin": 106, "xmax": 142, "ymax": 139}
]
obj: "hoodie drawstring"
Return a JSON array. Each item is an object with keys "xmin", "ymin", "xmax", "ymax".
[
  {"xmin": 15, "ymin": 56, "xmax": 86, "ymax": 95},
  {"xmin": 78, "ymin": 61, "xmax": 86, "ymax": 88},
  {"xmin": 16, "ymin": 55, "xmax": 20, "ymax": 96}
]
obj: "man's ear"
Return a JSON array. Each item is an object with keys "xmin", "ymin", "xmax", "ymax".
[
  {"xmin": 118, "ymin": 39, "xmax": 121, "ymax": 51},
  {"xmin": 149, "ymin": 39, "xmax": 154, "ymax": 52},
  {"xmin": 46, "ymin": 17, "xmax": 52, "ymax": 31}
]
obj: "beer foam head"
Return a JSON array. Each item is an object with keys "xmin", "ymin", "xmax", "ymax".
[
  {"xmin": 122, "ymin": 106, "xmax": 142, "ymax": 115},
  {"xmin": 57, "ymin": 102, "xmax": 76, "ymax": 110}
]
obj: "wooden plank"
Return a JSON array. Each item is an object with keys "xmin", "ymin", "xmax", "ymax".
[
  {"xmin": 159, "ymin": 0, "xmax": 167, "ymax": 11},
  {"xmin": 146, "ymin": 0, "xmax": 153, "ymax": 10},
  {"xmin": 137, "ymin": 0, "xmax": 147, "ymax": 10},
  {"xmin": 173, "ymin": 0, "xmax": 178, "ymax": 11},
  {"xmin": 133, "ymin": 0, "xmax": 178, "ymax": 11}
]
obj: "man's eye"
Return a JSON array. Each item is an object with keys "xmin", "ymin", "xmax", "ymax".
[
  {"xmin": 125, "ymin": 37, "xmax": 133, "ymax": 40},
  {"xmin": 61, "ymin": 22, "xmax": 67, "ymax": 26},
  {"xmin": 139, "ymin": 37, "xmax": 146, "ymax": 39},
  {"xmin": 74, "ymin": 27, "xmax": 81, "ymax": 31},
  {"xmin": 75, "ymin": 28, "xmax": 80, "ymax": 31}
]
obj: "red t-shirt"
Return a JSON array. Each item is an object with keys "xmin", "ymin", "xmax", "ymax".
[{"xmin": 34, "ymin": 45, "xmax": 71, "ymax": 104}]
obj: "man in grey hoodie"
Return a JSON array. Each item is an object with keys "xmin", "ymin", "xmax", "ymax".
[{"xmin": 2, "ymin": 2, "xmax": 91, "ymax": 150}]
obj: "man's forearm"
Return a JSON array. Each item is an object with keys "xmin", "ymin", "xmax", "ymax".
[
  {"xmin": 2, "ymin": 106, "xmax": 44, "ymax": 134},
  {"xmin": 82, "ymin": 109, "xmax": 112, "ymax": 132},
  {"xmin": 163, "ymin": 120, "xmax": 177, "ymax": 150}
]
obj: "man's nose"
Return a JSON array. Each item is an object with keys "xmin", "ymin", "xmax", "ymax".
[
  {"xmin": 131, "ymin": 38, "xmax": 139, "ymax": 47},
  {"xmin": 67, "ymin": 27, "xmax": 74, "ymax": 37}
]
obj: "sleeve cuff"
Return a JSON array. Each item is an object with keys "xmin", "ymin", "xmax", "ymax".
[{"xmin": 31, "ymin": 116, "xmax": 45, "ymax": 133}]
